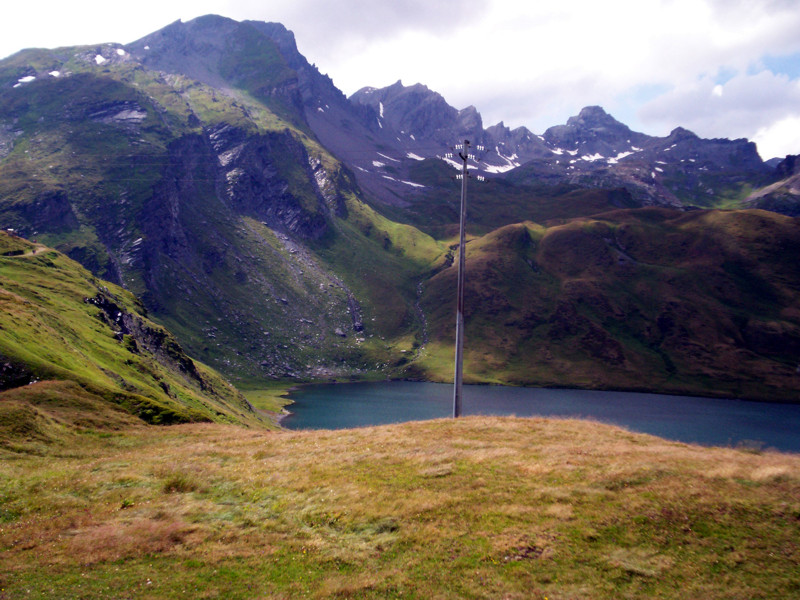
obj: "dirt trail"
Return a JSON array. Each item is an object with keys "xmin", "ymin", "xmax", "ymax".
[{"xmin": 2, "ymin": 243, "xmax": 49, "ymax": 258}]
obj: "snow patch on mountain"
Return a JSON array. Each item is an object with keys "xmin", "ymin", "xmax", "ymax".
[
  {"xmin": 382, "ymin": 175, "xmax": 425, "ymax": 188},
  {"xmin": 484, "ymin": 163, "xmax": 516, "ymax": 174},
  {"xmin": 607, "ymin": 151, "xmax": 634, "ymax": 164},
  {"xmin": 484, "ymin": 147, "xmax": 520, "ymax": 173},
  {"xmin": 14, "ymin": 75, "xmax": 35, "ymax": 87},
  {"xmin": 441, "ymin": 156, "xmax": 462, "ymax": 170}
]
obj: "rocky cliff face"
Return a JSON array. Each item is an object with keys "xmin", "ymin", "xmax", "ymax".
[
  {"xmin": 86, "ymin": 292, "xmax": 204, "ymax": 385},
  {"xmin": 351, "ymin": 81, "xmax": 481, "ymax": 142},
  {"xmin": 208, "ymin": 125, "xmax": 330, "ymax": 238},
  {"xmin": 747, "ymin": 154, "xmax": 800, "ymax": 216}
]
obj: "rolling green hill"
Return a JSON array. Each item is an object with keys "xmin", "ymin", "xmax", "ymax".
[
  {"xmin": 0, "ymin": 231, "xmax": 265, "ymax": 452},
  {"xmin": 415, "ymin": 208, "xmax": 800, "ymax": 401}
]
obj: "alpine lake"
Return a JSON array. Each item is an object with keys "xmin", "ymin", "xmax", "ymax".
[{"xmin": 283, "ymin": 381, "xmax": 800, "ymax": 453}]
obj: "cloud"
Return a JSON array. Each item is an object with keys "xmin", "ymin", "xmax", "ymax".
[
  {"xmin": 283, "ymin": 0, "xmax": 488, "ymax": 39},
  {"xmin": 223, "ymin": 0, "xmax": 488, "ymax": 65},
  {"xmin": 638, "ymin": 70, "xmax": 800, "ymax": 157},
  {"xmin": 753, "ymin": 115, "xmax": 800, "ymax": 160}
]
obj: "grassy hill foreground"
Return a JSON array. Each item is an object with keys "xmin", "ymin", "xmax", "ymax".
[
  {"xmin": 1, "ymin": 415, "xmax": 799, "ymax": 599},
  {"xmin": 0, "ymin": 231, "xmax": 268, "ymax": 438}
]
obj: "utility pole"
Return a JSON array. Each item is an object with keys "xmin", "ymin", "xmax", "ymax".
[{"xmin": 451, "ymin": 140, "xmax": 484, "ymax": 418}]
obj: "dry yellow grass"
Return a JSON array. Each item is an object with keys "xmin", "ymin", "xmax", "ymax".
[{"xmin": 1, "ymin": 416, "xmax": 799, "ymax": 599}]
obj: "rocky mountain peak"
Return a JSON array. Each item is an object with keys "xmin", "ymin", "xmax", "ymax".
[
  {"xmin": 350, "ymin": 80, "xmax": 458, "ymax": 139},
  {"xmin": 130, "ymin": 14, "xmax": 240, "ymax": 54},
  {"xmin": 667, "ymin": 126, "xmax": 698, "ymax": 141},
  {"xmin": 245, "ymin": 21, "xmax": 300, "ymax": 65},
  {"xmin": 456, "ymin": 105, "xmax": 482, "ymax": 132},
  {"xmin": 775, "ymin": 154, "xmax": 799, "ymax": 178},
  {"xmin": 571, "ymin": 105, "xmax": 616, "ymax": 126},
  {"xmin": 544, "ymin": 106, "xmax": 642, "ymax": 156},
  {"xmin": 128, "ymin": 15, "xmax": 286, "ymax": 90},
  {"xmin": 563, "ymin": 105, "xmax": 632, "ymax": 134}
]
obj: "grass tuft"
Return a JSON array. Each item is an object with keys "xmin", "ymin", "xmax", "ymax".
[{"xmin": 161, "ymin": 472, "xmax": 201, "ymax": 495}]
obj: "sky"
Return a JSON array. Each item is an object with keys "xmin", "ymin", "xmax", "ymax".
[{"xmin": 2, "ymin": 0, "xmax": 800, "ymax": 159}]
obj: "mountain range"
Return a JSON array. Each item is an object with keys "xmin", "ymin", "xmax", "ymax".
[{"xmin": 1, "ymin": 14, "xmax": 799, "ymax": 406}]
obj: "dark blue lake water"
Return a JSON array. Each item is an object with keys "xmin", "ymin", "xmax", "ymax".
[{"xmin": 282, "ymin": 382, "xmax": 800, "ymax": 453}]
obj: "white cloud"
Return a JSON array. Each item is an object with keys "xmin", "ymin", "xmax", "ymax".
[
  {"xmin": 639, "ymin": 71, "xmax": 800, "ymax": 157},
  {"xmin": 753, "ymin": 115, "xmax": 800, "ymax": 160}
]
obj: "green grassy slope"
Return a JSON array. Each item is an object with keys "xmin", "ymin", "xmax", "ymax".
[
  {"xmin": 0, "ymin": 232, "xmax": 264, "ymax": 441},
  {"xmin": 1, "ymin": 417, "xmax": 798, "ymax": 598},
  {"xmin": 415, "ymin": 208, "xmax": 800, "ymax": 401}
]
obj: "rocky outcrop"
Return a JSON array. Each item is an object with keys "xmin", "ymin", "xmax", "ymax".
[
  {"xmin": 775, "ymin": 155, "xmax": 799, "ymax": 178},
  {"xmin": 0, "ymin": 122, "xmax": 21, "ymax": 160},
  {"xmin": 351, "ymin": 81, "xmax": 473, "ymax": 141},
  {"xmin": 87, "ymin": 101, "xmax": 148, "ymax": 129},
  {"xmin": 85, "ymin": 292, "xmax": 204, "ymax": 386},
  {"xmin": 207, "ymin": 125, "xmax": 330, "ymax": 239},
  {"xmin": 0, "ymin": 356, "xmax": 33, "ymax": 390},
  {"xmin": 746, "ymin": 154, "xmax": 800, "ymax": 216},
  {"xmin": 16, "ymin": 190, "xmax": 79, "ymax": 234}
]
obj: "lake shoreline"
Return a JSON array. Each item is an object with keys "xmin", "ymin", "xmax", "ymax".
[
  {"xmin": 282, "ymin": 381, "xmax": 800, "ymax": 452},
  {"xmin": 286, "ymin": 376, "xmax": 800, "ymax": 405}
]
